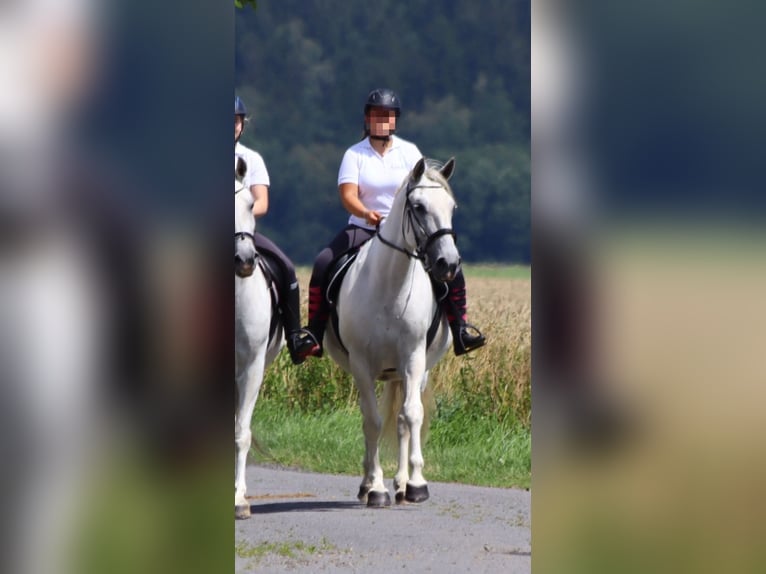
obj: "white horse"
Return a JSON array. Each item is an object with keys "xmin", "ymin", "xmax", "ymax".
[
  {"xmin": 234, "ymin": 157, "xmax": 283, "ymax": 519},
  {"xmin": 325, "ymin": 157, "xmax": 461, "ymax": 507}
]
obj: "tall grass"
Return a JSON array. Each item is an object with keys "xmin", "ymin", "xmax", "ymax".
[
  {"xmin": 255, "ymin": 264, "xmax": 531, "ymax": 486},
  {"xmin": 262, "ymin": 265, "xmax": 531, "ymax": 427}
]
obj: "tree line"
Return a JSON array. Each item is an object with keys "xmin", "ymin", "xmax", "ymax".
[{"xmin": 236, "ymin": 0, "xmax": 529, "ymax": 264}]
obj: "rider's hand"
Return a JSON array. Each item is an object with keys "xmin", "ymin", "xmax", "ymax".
[{"xmin": 364, "ymin": 210, "xmax": 382, "ymax": 226}]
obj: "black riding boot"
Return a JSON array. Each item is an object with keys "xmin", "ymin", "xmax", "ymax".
[
  {"xmin": 283, "ymin": 283, "xmax": 318, "ymax": 365},
  {"xmin": 449, "ymin": 321, "xmax": 487, "ymax": 356}
]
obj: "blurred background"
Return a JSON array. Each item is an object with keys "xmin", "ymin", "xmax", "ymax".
[
  {"xmin": 1, "ymin": 1, "xmax": 232, "ymax": 572},
  {"xmin": 534, "ymin": 0, "xmax": 766, "ymax": 572}
]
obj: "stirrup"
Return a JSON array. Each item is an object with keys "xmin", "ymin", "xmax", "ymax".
[
  {"xmin": 286, "ymin": 330, "xmax": 318, "ymax": 365},
  {"xmin": 293, "ymin": 329, "xmax": 322, "ymax": 361},
  {"xmin": 455, "ymin": 323, "xmax": 486, "ymax": 356}
]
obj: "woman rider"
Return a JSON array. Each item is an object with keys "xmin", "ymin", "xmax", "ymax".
[
  {"xmin": 295, "ymin": 88, "xmax": 486, "ymax": 360},
  {"xmin": 235, "ymin": 96, "xmax": 316, "ymax": 364}
]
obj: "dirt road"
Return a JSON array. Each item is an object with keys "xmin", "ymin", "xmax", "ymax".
[{"xmin": 235, "ymin": 464, "xmax": 531, "ymax": 573}]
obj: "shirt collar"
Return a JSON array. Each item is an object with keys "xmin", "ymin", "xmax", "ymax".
[{"xmin": 365, "ymin": 135, "xmax": 400, "ymax": 151}]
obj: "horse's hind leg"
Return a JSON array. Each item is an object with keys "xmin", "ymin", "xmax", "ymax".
[{"xmin": 353, "ymin": 364, "xmax": 390, "ymax": 507}]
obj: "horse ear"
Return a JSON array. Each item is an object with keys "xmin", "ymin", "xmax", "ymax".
[
  {"xmin": 440, "ymin": 157, "xmax": 456, "ymax": 180},
  {"xmin": 236, "ymin": 157, "xmax": 247, "ymax": 180},
  {"xmin": 410, "ymin": 157, "xmax": 426, "ymax": 183}
]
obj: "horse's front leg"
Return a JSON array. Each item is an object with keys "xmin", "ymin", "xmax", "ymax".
[
  {"xmin": 393, "ymin": 391, "xmax": 411, "ymax": 503},
  {"xmin": 234, "ymin": 351, "xmax": 266, "ymax": 519},
  {"xmin": 352, "ymin": 358, "xmax": 390, "ymax": 507},
  {"xmin": 399, "ymin": 354, "xmax": 430, "ymax": 503}
]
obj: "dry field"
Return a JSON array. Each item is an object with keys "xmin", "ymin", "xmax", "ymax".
[{"xmin": 284, "ymin": 265, "xmax": 531, "ymax": 427}]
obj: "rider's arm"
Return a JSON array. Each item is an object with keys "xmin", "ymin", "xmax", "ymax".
[
  {"xmin": 339, "ymin": 183, "xmax": 381, "ymax": 226},
  {"xmin": 250, "ymin": 184, "xmax": 269, "ymax": 218}
]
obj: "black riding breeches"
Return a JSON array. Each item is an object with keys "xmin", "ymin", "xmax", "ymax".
[
  {"xmin": 253, "ymin": 232, "xmax": 298, "ymax": 293},
  {"xmin": 307, "ymin": 225, "xmax": 375, "ymax": 321}
]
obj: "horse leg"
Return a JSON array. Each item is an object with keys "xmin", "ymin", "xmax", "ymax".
[
  {"xmin": 353, "ymin": 362, "xmax": 390, "ymax": 507},
  {"xmin": 393, "ymin": 381, "xmax": 411, "ymax": 503},
  {"xmin": 234, "ymin": 352, "xmax": 266, "ymax": 519},
  {"xmin": 402, "ymin": 359, "xmax": 430, "ymax": 503}
]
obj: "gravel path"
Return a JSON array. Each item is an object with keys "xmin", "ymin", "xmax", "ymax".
[{"xmin": 235, "ymin": 464, "xmax": 531, "ymax": 573}]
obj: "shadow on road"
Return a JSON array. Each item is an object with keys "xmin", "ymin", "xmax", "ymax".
[{"xmin": 250, "ymin": 500, "xmax": 364, "ymax": 514}]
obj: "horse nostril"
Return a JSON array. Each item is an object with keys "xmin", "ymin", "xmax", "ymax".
[{"xmin": 235, "ymin": 254, "xmax": 255, "ymax": 269}]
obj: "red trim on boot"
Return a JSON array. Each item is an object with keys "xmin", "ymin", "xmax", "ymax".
[
  {"xmin": 448, "ymin": 287, "xmax": 467, "ymax": 323},
  {"xmin": 308, "ymin": 286, "xmax": 328, "ymax": 321}
]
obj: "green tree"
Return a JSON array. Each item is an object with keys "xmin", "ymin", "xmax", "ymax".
[{"xmin": 235, "ymin": 0, "xmax": 530, "ymax": 263}]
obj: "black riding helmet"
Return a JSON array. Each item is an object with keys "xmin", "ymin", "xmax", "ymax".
[
  {"xmin": 364, "ymin": 88, "xmax": 401, "ymax": 116},
  {"xmin": 235, "ymin": 96, "xmax": 248, "ymax": 143},
  {"xmin": 364, "ymin": 88, "xmax": 401, "ymax": 140},
  {"xmin": 235, "ymin": 96, "xmax": 247, "ymax": 117}
]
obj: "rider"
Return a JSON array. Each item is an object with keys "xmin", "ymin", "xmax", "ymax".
[
  {"xmin": 295, "ymin": 88, "xmax": 486, "ymax": 360},
  {"xmin": 235, "ymin": 96, "xmax": 316, "ymax": 365}
]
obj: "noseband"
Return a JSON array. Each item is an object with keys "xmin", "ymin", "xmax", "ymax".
[
  {"xmin": 375, "ymin": 182, "xmax": 457, "ymax": 272},
  {"xmin": 235, "ymin": 230, "xmax": 256, "ymax": 243}
]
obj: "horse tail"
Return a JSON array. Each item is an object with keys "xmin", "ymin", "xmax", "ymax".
[
  {"xmin": 380, "ymin": 377, "xmax": 436, "ymax": 453},
  {"xmin": 380, "ymin": 380, "xmax": 403, "ymax": 451},
  {"xmin": 249, "ymin": 433, "xmax": 274, "ymax": 461}
]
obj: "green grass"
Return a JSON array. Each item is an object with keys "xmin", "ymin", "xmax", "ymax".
[
  {"xmin": 235, "ymin": 537, "xmax": 341, "ymax": 571},
  {"xmin": 235, "ymin": 538, "xmax": 337, "ymax": 560},
  {"xmin": 251, "ymin": 402, "xmax": 365, "ymax": 474},
  {"xmin": 255, "ymin": 266, "xmax": 532, "ymax": 489},
  {"xmin": 463, "ymin": 263, "xmax": 530, "ymax": 280},
  {"xmin": 251, "ymin": 399, "xmax": 530, "ymax": 489}
]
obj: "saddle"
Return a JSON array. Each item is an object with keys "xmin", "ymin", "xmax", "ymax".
[
  {"xmin": 324, "ymin": 248, "xmax": 448, "ymax": 354},
  {"xmin": 255, "ymin": 251, "xmax": 283, "ymax": 345}
]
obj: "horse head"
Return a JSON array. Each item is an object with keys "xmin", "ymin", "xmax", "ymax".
[
  {"xmin": 235, "ymin": 158, "xmax": 258, "ymax": 278},
  {"xmin": 401, "ymin": 157, "xmax": 461, "ymax": 282}
]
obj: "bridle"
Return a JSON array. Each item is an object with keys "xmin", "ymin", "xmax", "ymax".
[{"xmin": 375, "ymin": 181, "xmax": 457, "ymax": 273}]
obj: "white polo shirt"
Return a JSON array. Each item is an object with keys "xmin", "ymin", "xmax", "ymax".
[
  {"xmin": 338, "ymin": 135, "xmax": 423, "ymax": 229},
  {"xmin": 235, "ymin": 142, "xmax": 270, "ymax": 189}
]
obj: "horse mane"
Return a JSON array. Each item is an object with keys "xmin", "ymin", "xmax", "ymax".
[{"xmin": 424, "ymin": 159, "xmax": 455, "ymax": 197}]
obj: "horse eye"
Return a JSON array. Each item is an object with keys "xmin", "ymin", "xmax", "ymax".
[{"xmin": 414, "ymin": 203, "xmax": 426, "ymax": 214}]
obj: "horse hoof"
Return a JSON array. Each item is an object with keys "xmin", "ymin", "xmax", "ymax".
[
  {"xmin": 357, "ymin": 485, "xmax": 371, "ymax": 501},
  {"xmin": 405, "ymin": 483, "xmax": 429, "ymax": 503},
  {"xmin": 235, "ymin": 504, "xmax": 251, "ymax": 520},
  {"xmin": 395, "ymin": 491, "xmax": 406, "ymax": 504},
  {"xmin": 366, "ymin": 490, "xmax": 392, "ymax": 508}
]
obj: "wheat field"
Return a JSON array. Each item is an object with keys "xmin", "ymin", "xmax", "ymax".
[{"xmin": 261, "ymin": 265, "xmax": 531, "ymax": 428}]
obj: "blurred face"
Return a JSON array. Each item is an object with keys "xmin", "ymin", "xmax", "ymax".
[
  {"xmin": 367, "ymin": 107, "xmax": 397, "ymax": 137},
  {"xmin": 234, "ymin": 115, "xmax": 244, "ymax": 141}
]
